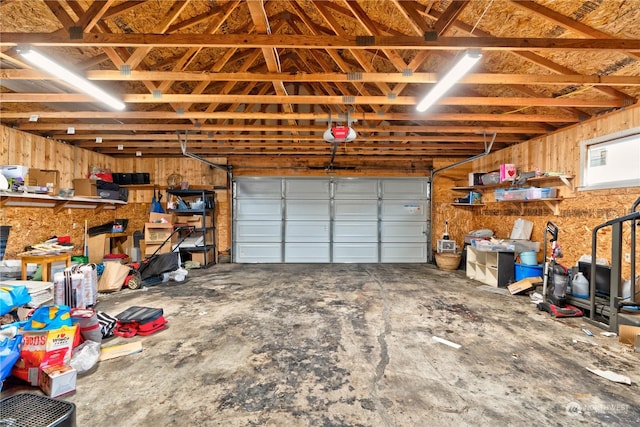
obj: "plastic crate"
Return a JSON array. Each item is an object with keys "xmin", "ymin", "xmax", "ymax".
[
  {"xmin": 526, "ymin": 187, "xmax": 557, "ymax": 199},
  {"xmin": 0, "ymin": 393, "xmax": 76, "ymax": 427},
  {"xmin": 503, "ymin": 188, "xmax": 528, "ymax": 200}
]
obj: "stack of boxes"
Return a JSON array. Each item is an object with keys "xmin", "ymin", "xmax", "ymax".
[{"xmin": 144, "ymin": 213, "xmax": 176, "ymax": 256}]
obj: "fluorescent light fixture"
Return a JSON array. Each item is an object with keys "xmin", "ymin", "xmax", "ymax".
[
  {"xmin": 416, "ymin": 49, "xmax": 482, "ymax": 113},
  {"xmin": 16, "ymin": 45, "xmax": 126, "ymax": 111}
]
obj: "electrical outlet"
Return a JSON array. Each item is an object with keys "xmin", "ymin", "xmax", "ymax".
[
  {"xmin": 624, "ymin": 253, "xmax": 631, "ymax": 263},
  {"xmin": 72, "ymin": 223, "xmax": 77, "ymax": 230}
]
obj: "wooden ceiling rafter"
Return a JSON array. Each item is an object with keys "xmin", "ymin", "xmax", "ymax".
[
  {"xmin": 418, "ymin": 4, "xmax": 636, "ymax": 104},
  {"xmin": 1, "ymin": 0, "xmax": 637, "ymax": 161},
  {"xmin": 3, "ymin": 93, "xmax": 624, "ymax": 109},
  {"xmin": 5, "ymin": 69, "xmax": 638, "ymax": 87},
  {"xmin": 510, "ymin": 0, "xmax": 640, "ymax": 61},
  {"xmin": 6, "ymin": 33, "xmax": 640, "ymax": 51}
]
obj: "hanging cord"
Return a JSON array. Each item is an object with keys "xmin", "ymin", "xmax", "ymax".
[{"xmin": 470, "ymin": 0, "xmax": 495, "ymax": 34}]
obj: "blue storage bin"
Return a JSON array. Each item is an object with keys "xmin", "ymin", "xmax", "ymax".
[{"xmin": 515, "ymin": 263, "xmax": 543, "ymax": 281}]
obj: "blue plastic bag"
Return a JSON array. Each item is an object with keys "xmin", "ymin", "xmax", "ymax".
[
  {"xmin": 0, "ymin": 334, "xmax": 22, "ymax": 382},
  {"xmin": 0, "ymin": 285, "xmax": 32, "ymax": 316},
  {"xmin": 23, "ymin": 305, "xmax": 73, "ymax": 331},
  {"xmin": 150, "ymin": 188, "xmax": 164, "ymax": 213}
]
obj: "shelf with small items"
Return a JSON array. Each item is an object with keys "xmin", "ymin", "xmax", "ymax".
[
  {"xmin": 450, "ymin": 174, "xmax": 574, "ymax": 215},
  {"xmin": 459, "ymin": 175, "xmax": 574, "ymax": 193},
  {"xmin": 450, "ymin": 202, "xmax": 485, "ymax": 207},
  {"xmin": 0, "ymin": 191, "xmax": 125, "ymax": 212}
]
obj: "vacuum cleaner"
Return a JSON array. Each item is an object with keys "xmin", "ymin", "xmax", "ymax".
[{"xmin": 538, "ymin": 221, "xmax": 583, "ymax": 317}]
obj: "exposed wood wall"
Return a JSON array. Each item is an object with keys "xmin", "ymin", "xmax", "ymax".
[
  {"xmin": 1, "ymin": 126, "xmax": 229, "ymax": 258},
  {"xmin": 434, "ymin": 105, "xmax": 640, "ymax": 279},
  {"xmin": 2, "ymin": 104, "xmax": 639, "ymax": 278}
]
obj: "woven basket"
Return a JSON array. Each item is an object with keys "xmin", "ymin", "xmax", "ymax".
[{"xmin": 435, "ymin": 252, "xmax": 461, "ymax": 271}]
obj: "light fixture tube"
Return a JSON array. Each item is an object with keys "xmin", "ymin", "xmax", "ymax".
[
  {"xmin": 416, "ymin": 49, "xmax": 482, "ymax": 113},
  {"xmin": 17, "ymin": 46, "xmax": 126, "ymax": 111}
]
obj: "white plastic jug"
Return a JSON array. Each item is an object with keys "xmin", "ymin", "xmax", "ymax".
[{"xmin": 572, "ymin": 272, "xmax": 589, "ymax": 299}]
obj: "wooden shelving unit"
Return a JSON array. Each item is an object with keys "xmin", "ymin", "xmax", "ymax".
[
  {"xmin": 450, "ymin": 175, "xmax": 574, "ymax": 215},
  {"xmin": 0, "ymin": 191, "xmax": 126, "ymax": 213}
]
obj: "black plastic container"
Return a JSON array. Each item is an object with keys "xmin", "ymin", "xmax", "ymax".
[
  {"xmin": 0, "ymin": 225, "xmax": 10, "ymax": 260},
  {"xmin": 0, "ymin": 393, "xmax": 76, "ymax": 426}
]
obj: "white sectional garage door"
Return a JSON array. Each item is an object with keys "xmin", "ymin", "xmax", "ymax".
[{"xmin": 233, "ymin": 177, "xmax": 430, "ymax": 263}]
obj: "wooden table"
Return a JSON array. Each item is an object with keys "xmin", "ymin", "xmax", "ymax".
[{"xmin": 20, "ymin": 253, "xmax": 71, "ymax": 282}]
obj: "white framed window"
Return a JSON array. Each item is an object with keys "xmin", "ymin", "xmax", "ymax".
[{"xmin": 580, "ymin": 127, "xmax": 640, "ymax": 190}]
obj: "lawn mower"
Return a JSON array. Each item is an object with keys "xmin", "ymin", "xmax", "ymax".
[
  {"xmin": 124, "ymin": 225, "xmax": 194, "ymax": 290},
  {"xmin": 538, "ymin": 221, "xmax": 583, "ymax": 317}
]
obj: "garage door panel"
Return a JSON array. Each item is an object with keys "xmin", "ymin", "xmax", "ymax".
[
  {"xmin": 234, "ymin": 177, "xmax": 431, "ymax": 263},
  {"xmin": 236, "ymin": 199, "xmax": 282, "ymax": 220},
  {"xmin": 381, "ymin": 179, "xmax": 428, "ymax": 199},
  {"xmin": 334, "ymin": 179, "xmax": 378, "ymax": 199},
  {"xmin": 333, "ymin": 243, "xmax": 378, "ymax": 263},
  {"xmin": 381, "ymin": 221, "xmax": 427, "ymax": 242},
  {"xmin": 286, "ymin": 199, "xmax": 330, "ymax": 220},
  {"xmin": 286, "ymin": 221, "xmax": 329, "ymax": 242},
  {"xmin": 285, "ymin": 179, "xmax": 330, "ymax": 199},
  {"xmin": 334, "ymin": 221, "xmax": 378, "ymax": 242},
  {"xmin": 334, "ymin": 199, "xmax": 378, "ymax": 220},
  {"xmin": 381, "ymin": 200, "xmax": 427, "ymax": 220},
  {"xmin": 236, "ymin": 243, "xmax": 282, "ymax": 263},
  {"xmin": 236, "ymin": 178, "xmax": 282, "ymax": 198},
  {"xmin": 236, "ymin": 221, "xmax": 282, "ymax": 242},
  {"xmin": 285, "ymin": 243, "xmax": 330, "ymax": 262},
  {"xmin": 381, "ymin": 243, "xmax": 428, "ymax": 263}
]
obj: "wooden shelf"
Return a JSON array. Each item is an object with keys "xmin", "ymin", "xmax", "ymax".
[
  {"xmin": 451, "ymin": 203, "xmax": 485, "ymax": 207},
  {"xmin": 462, "ymin": 175, "xmax": 574, "ymax": 193},
  {"xmin": 451, "ymin": 175, "xmax": 574, "ymax": 215},
  {"xmin": 496, "ymin": 197, "xmax": 563, "ymax": 215},
  {"xmin": 0, "ymin": 191, "xmax": 126, "ymax": 212}
]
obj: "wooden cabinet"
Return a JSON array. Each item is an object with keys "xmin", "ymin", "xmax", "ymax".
[{"xmin": 466, "ymin": 247, "xmax": 515, "ymax": 287}]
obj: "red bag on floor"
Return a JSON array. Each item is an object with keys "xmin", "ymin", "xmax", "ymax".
[{"xmin": 113, "ymin": 306, "xmax": 167, "ymax": 338}]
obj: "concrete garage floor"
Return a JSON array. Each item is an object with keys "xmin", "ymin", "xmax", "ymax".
[{"xmin": 4, "ymin": 263, "xmax": 640, "ymax": 426}]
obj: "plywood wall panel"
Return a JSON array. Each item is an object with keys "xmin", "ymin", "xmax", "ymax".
[{"xmin": 435, "ymin": 105, "xmax": 640, "ymax": 279}]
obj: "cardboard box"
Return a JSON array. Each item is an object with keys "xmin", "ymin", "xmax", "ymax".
[
  {"xmin": 499, "ymin": 163, "xmax": 517, "ymax": 182},
  {"xmin": 619, "ymin": 325, "xmax": 640, "ymax": 351},
  {"xmin": 11, "ymin": 325, "xmax": 78, "ymax": 385},
  {"xmin": 508, "ymin": 277, "xmax": 542, "ymax": 295},
  {"xmin": 144, "ymin": 222, "xmax": 174, "ymax": 244},
  {"xmin": 28, "ymin": 168, "xmax": 60, "ymax": 195},
  {"xmin": 189, "ymin": 248, "xmax": 215, "ymax": 265},
  {"xmin": 149, "ymin": 212, "xmax": 175, "ymax": 224},
  {"xmin": 144, "ymin": 243, "xmax": 173, "ymax": 256},
  {"xmin": 40, "ymin": 364, "xmax": 77, "ymax": 397},
  {"xmin": 73, "ymin": 178, "xmax": 98, "ymax": 197},
  {"xmin": 175, "ymin": 215, "xmax": 213, "ymax": 228}
]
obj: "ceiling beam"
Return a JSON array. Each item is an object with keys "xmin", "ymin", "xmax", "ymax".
[
  {"xmin": 17, "ymin": 122, "xmax": 546, "ymax": 134},
  {"xmin": 2, "ymin": 93, "xmax": 623, "ymax": 108},
  {"xmin": 2, "ymin": 33, "xmax": 639, "ymax": 51},
  {"xmin": 0, "ymin": 70, "xmax": 628, "ymax": 86},
  {"xmin": 4, "ymin": 110, "xmax": 577, "ymax": 123}
]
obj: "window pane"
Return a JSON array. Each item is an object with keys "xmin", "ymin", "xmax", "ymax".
[{"xmin": 581, "ymin": 130, "xmax": 640, "ymax": 190}]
